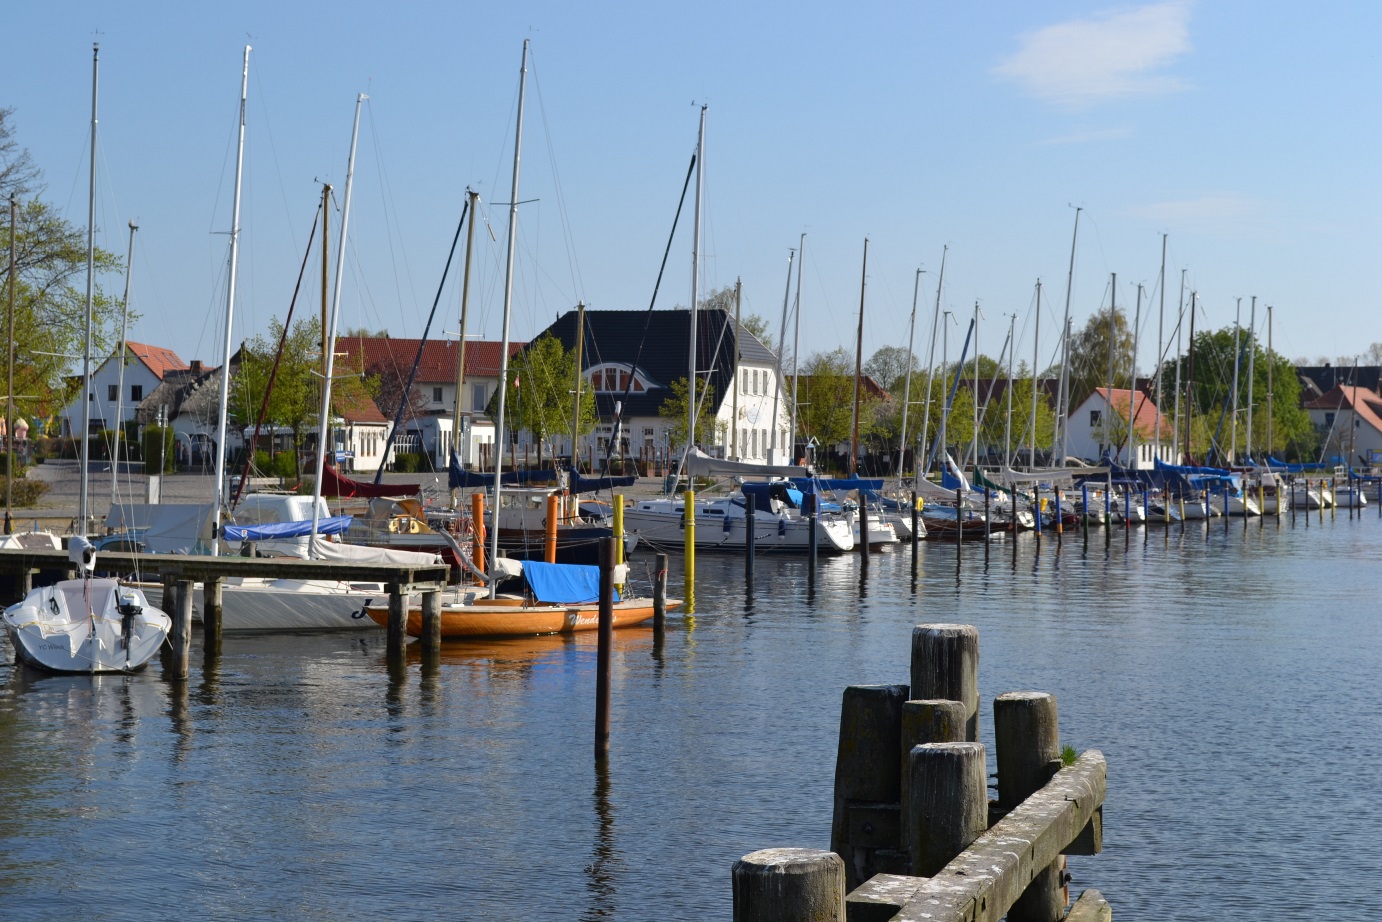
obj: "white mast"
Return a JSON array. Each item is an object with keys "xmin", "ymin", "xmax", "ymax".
[
  {"xmin": 897, "ymin": 267, "xmax": 922, "ymax": 474},
  {"xmin": 1230, "ymin": 297, "xmax": 1242, "ymax": 464},
  {"xmin": 1004, "ymin": 312, "xmax": 1015, "ymax": 468},
  {"xmin": 112, "ymin": 220, "xmax": 137, "ymax": 504},
  {"xmin": 917, "ymin": 246, "xmax": 946, "ymax": 478},
  {"xmin": 1129, "ymin": 282, "xmax": 1142, "ymax": 468},
  {"xmin": 1029, "ymin": 279, "xmax": 1041, "ymax": 468},
  {"xmin": 213, "ymin": 45, "xmax": 250, "ymax": 554},
  {"xmin": 1246, "ymin": 296, "xmax": 1257, "ymax": 463},
  {"xmin": 788, "ymin": 232, "xmax": 805, "ymax": 462},
  {"xmin": 1172, "ymin": 268, "xmax": 1186, "ymax": 460},
  {"xmin": 79, "ymin": 43, "xmax": 99, "ymax": 532},
  {"xmin": 489, "ymin": 40, "xmax": 529, "ymax": 596},
  {"xmin": 673, "ymin": 106, "xmax": 706, "ymax": 485},
  {"xmin": 308, "ymin": 91, "xmax": 365, "ymax": 558},
  {"xmin": 1154, "ymin": 234, "xmax": 1166, "ymax": 463},
  {"xmin": 771, "ymin": 248, "xmax": 794, "ymax": 464},
  {"xmin": 1054, "ymin": 207, "xmax": 1081, "ymax": 462}
]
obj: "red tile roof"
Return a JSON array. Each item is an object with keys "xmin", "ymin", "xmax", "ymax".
[
  {"xmin": 338, "ymin": 396, "xmax": 389, "ymax": 424},
  {"xmin": 125, "ymin": 341, "xmax": 189, "ymax": 380},
  {"xmin": 334, "ymin": 337, "xmax": 524, "ymax": 381},
  {"xmin": 1090, "ymin": 387, "xmax": 1175, "ymax": 439},
  {"xmin": 1305, "ymin": 385, "xmax": 1382, "ymax": 434}
]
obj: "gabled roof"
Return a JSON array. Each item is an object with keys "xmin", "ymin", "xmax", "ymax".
[
  {"xmin": 532, "ymin": 307, "xmax": 779, "ymax": 419},
  {"xmin": 334, "ymin": 337, "xmax": 523, "ymax": 382},
  {"xmin": 135, "ymin": 364, "xmax": 222, "ymax": 425},
  {"xmin": 123, "ymin": 341, "xmax": 189, "ymax": 380},
  {"xmin": 1304, "ymin": 384, "xmax": 1382, "ymax": 435},
  {"xmin": 1296, "ymin": 365, "xmax": 1382, "ymax": 399},
  {"xmin": 340, "ymin": 398, "xmax": 389, "ymax": 425},
  {"xmin": 1078, "ymin": 387, "xmax": 1175, "ymax": 440}
]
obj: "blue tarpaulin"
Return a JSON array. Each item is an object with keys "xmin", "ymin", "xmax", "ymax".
[
  {"xmin": 223, "ymin": 515, "xmax": 354, "ymax": 541},
  {"xmin": 522, "ymin": 561, "xmax": 620, "ymax": 604},
  {"xmin": 571, "ymin": 472, "xmax": 638, "ymax": 493}
]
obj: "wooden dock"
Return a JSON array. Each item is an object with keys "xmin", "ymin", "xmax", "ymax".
[{"xmin": 0, "ymin": 547, "xmax": 450, "ymax": 677}]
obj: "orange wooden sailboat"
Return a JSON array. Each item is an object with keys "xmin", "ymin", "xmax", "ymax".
[{"xmin": 364, "ymin": 560, "xmax": 680, "ymax": 639}]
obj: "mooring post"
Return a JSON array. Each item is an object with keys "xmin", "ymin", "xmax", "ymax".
[
  {"xmin": 910, "ymin": 623, "xmax": 979, "ymax": 741},
  {"xmin": 859, "ymin": 492, "xmax": 870, "ymax": 564},
  {"xmin": 203, "ymin": 577, "xmax": 223, "ymax": 661},
  {"xmin": 955, "ymin": 487, "xmax": 963, "ymax": 547},
  {"xmin": 684, "ymin": 489, "xmax": 696, "ymax": 614},
  {"xmin": 652, "ymin": 551, "xmax": 668, "ymax": 633},
  {"xmin": 995, "ymin": 691, "xmax": 1066, "ymax": 922},
  {"xmin": 910, "ymin": 490, "xmax": 919, "ymax": 560},
  {"xmin": 732, "ymin": 848, "xmax": 845, "ymax": 922},
  {"xmin": 744, "ymin": 491, "xmax": 756, "ymax": 589},
  {"xmin": 169, "ymin": 578, "xmax": 193, "ymax": 680},
  {"xmin": 470, "ymin": 492, "xmax": 486, "ymax": 575},
  {"xmin": 1055, "ymin": 488, "xmax": 1063, "ymax": 536},
  {"xmin": 830, "ymin": 683, "xmax": 908, "ymax": 889},
  {"xmin": 1081, "ymin": 485, "xmax": 1090, "ymax": 535},
  {"xmin": 805, "ymin": 491, "xmax": 819, "ymax": 582},
  {"xmin": 1328, "ymin": 477, "xmax": 1335, "ymax": 522},
  {"xmin": 907, "ymin": 741, "xmax": 988, "ymax": 877},
  {"xmin": 386, "ymin": 582, "xmax": 407, "ymax": 661},
  {"xmin": 595, "ymin": 536, "xmax": 615, "ymax": 758},
  {"xmin": 544, "ymin": 493, "xmax": 558, "ymax": 563},
  {"xmin": 420, "ymin": 587, "xmax": 441, "ymax": 654},
  {"xmin": 899, "ymin": 699, "xmax": 967, "ymax": 844}
]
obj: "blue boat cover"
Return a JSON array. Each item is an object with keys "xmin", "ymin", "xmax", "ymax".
[
  {"xmin": 223, "ymin": 515, "xmax": 354, "ymax": 541},
  {"xmin": 522, "ymin": 561, "xmax": 621, "ymax": 604},
  {"xmin": 790, "ymin": 476, "xmax": 884, "ymax": 499},
  {"xmin": 571, "ymin": 472, "xmax": 639, "ymax": 493},
  {"xmin": 448, "ymin": 453, "xmax": 557, "ymax": 489}
]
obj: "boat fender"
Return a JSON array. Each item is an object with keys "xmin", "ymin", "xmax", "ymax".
[
  {"xmin": 723, "ymin": 514, "xmax": 732, "ymax": 534},
  {"xmin": 778, "ymin": 518, "xmax": 787, "ymax": 537}
]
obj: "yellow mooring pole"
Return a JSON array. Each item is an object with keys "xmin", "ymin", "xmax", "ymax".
[
  {"xmin": 684, "ymin": 489, "xmax": 696, "ymax": 613},
  {"xmin": 612, "ymin": 494, "xmax": 625, "ymax": 593}
]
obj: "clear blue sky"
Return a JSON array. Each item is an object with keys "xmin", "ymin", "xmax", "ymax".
[{"xmin": 6, "ymin": 1, "xmax": 1379, "ymax": 381}]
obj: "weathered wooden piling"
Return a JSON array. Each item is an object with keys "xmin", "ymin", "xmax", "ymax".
[
  {"xmin": 203, "ymin": 578, "xmax": 223, "ymax": 660},
  {"xmin": 908, "ymin": 741, "xmax": 988, "ymax": 877},
  {"xmin": 652, "ymin": 551, "xmax": 668, "ymax": 633},
  {"xmin": 168, "ymin": 578, "xmax": 193, "ymax": 679},
  {"xmin": 910, "ymin": 624, "xmax": 979, "ymax": 741},
  {"xmin": 386, "ymin": 583, "xmax": 407, "ymax": 661},
  {"xmin": 830, "ymin": 683, "xmax": 908, "ymax": 888},
  {"xmin": 744, "ymin": 491, "xmax": 756, "ymax": 587},
  {"xmin": 899, "ymin": 699, "xmax": 967, "ymax": 843},
  {"xmin": 595, "ymin": 536, "xmax": 615, "ymax": 758},
  {"xmin": 859, "ymin": 493, "xmax": 870, "ymax": 563},
  {"xmin": 420, "ymin": 588, "xmax": 441, "ymax": 653},
  {"xmin": 995, "ymin": 691, "xmax": 1065, "ymax": 922},
  {"xmin": 732, "ymin": 848, "xmax": 845, "ymax": 922}
]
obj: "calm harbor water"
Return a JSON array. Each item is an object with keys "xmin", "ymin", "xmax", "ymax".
[{"xmin": 2, "ymin": 512, "xmax": 1379, "ymax": 919}]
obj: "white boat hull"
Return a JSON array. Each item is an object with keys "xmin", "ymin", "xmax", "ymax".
[
  {"xmin": 3, "ymin": 579, "xmax": 171, "ymax": 673},
  {"xmin": 144, "ymin": 579, "xmax": 382, "ymax": 632},
  {"xmin": 623, "ymin": 499, "xmax": 855, "ymax": 552}
]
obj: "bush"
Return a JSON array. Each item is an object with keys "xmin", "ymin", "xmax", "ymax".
[
  {"xmin": 0, "ymin": 451, "xmax": 14, "ymax": 476},
  {"xmin": 393, "ymin": 452, "xmax": 424, "ymax": 473},
  {"xmin": 271, "ymin": 451, "xmax": 298, "ymax": 479},
  {"xmin": 141, "ymin": 426, "xmax": 175, "ymax": 474},
  {"xmin": 0, "ymin": 476, "xmax": 50, "ymax": 507}
]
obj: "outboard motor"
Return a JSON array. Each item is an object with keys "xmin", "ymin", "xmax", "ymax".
[{"xmin": 117, "ymin": 590, "xmax": 143, "ymax": 655}]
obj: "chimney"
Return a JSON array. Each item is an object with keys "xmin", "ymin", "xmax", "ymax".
[{"xmin": 190, "ymin": 360, "xmax": 203, "ymax": 375}]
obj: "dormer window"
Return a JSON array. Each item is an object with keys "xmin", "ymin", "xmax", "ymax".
[{"xmin": 587, "ymin": 363, "xmax": 657, "ymax": 394}]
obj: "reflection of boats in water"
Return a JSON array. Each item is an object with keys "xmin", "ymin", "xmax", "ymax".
[{"xmin": 402, "ymin": 626, "xmax": 657, "ymax": 667}]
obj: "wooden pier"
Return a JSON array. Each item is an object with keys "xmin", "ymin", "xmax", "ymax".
[
  {"xmin": 734, "ymin": 622, "xmax": 1108, "ymax": 922},
  {"xmin": 0, "ymin": 547, "xmax": 450, "ymax": 677}
]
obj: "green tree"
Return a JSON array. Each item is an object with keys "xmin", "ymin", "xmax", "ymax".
[
  {"xmin": 658, "ymin": 377, "xmax": 725, "ymax": 451},
  {"xmin": 1066, "ymin": 307, "xmax": 1134, "ymax": 406},
  {"xmin": 231, "ymin": 316, "xmax": 377, "ymax": 476},
  {"xmin": 1, "ymin": 111, "xmax": 124, "ymax": 429},
  {"xmin": 863, "ymin": 345, "xmax": 919, "ymax": 393},
  {"xmin": 494, "ymin": 333, "xmax": 595, "ymax": 467}
]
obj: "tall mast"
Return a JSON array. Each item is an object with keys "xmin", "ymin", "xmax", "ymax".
[
  {"xmin": 1230, "ymin": 298, "xmax": 1242, "ymax": 464},
  {"xmin": 850, "ymin": 238, "xmax": 867, "ymax": 476},
  {"xmin": 897, "ymin": 267, "xmax": 922, "ymax": 474},
  {"xmin": 789, "ymin": 232, "xmax": 805, "ymax": 462},
  {"xmin": 451, "ymin": 187, "xmax": 480, "ymax": 469},
  {"xmin": 212, "ymin": 44, "xmax": 250, "ymax": 554},
  {"xmin": 6, "ymin": 194, "xmax": 16, "ymax": 534},
  {"xmin": 568, "ymin": 301, "xmax": 586, "ymax": 468},
  {"xmin": 730, "ymin": 281, "xmax": 740, "ymax": 459},
  {"xmin": 1246, "ymin": 296, "xmax": 1257, "ymax": 463},
  {"xmin": 308, "ymin": 91, "xmax": 365, "ymax": 557},
  {"xmin": 79, "ymin": 43, "xmax": 99, "ymax": 531},
  {"xmin": 1029, "ymin": 279, "xmax": 1041, "ymax": 467},
  {"xmin": 1184, "ymin": 291, "xmax": 1196, "ymax": 462},
  {"xmin": 489, "ymin": 40, "xmax": 529, "ymax": 596},
  {"xmin": 112, "ymin": 220, "xmax": 137, "ymax": 504},
  {"xmin": 1054, "ymin": 206, "xmax": 1081, "ymax": 462},
  {"xmin": 1105, "ymin": 274, "xmax": 1115, "ymax": 461},
  {"xmin": 673, "ymin": 106, "xmax": 706, "ymax": 484},
  {"xmin": 1154, "ymin": 234, "xmax": 1166, "ymax": 463},
  {"xmin": 771, "ymin": 251, "xmax": 793, "ymax": 463},
  {"xmin": 1129, "ymin": 282, "xmax": 1142, "ymax": 467},
  {"xmin": 970, "ymin": 301, "xmax": 980, "ymax": 468},
  {"xmin": 917, "ymin": 246, "xmax": 946, "ymax": 478},
  {"xmin": 320, "ymin": 182, "xmax": 331, "ymax": 381},
  {"xmin": 1173, "ymin": 269, "xmax": 1185, "ymax": 460},
  {"xmin": 1266, "ymin": 305, "xmax": 1274, "ymax": 458},
  {"xmin": 1004, "ymin": 312, "xmax": 1015, "ymax": 468}
]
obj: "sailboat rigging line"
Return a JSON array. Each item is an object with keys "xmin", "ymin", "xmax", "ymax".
[
  {"xmin": 597, "ymin": 152, "xmax": 697, "ymax": 475},
  {"xmin": 372, "ymin": 198, "xmax": 470, "ymax": 483},
  {"xmin": 231, "ymin": 202, "xmax": 321, "ymax": 509},
  {"xmin": 528, "ymin": 55, "xmax": 586, "ymax": 300}
]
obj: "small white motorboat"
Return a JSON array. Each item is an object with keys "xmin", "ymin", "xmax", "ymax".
[{"xmin": 2, "ymin": 538, "xmax": 171, "ymax": 673}]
